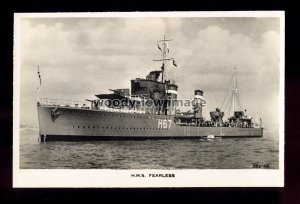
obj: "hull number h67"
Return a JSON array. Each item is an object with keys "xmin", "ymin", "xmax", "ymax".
[{"xmin": 158, "ymin": 119, "xmax": 172, "ymax": 129}]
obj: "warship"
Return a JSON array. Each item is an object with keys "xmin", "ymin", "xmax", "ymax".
[{"xmin": 37, "ymin": 35, "xmax": 263, "ymax": 141}]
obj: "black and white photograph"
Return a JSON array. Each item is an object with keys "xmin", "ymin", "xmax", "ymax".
[{"xmin": 13, "ymin": 12, "xmax": 284, "ymax": 187}]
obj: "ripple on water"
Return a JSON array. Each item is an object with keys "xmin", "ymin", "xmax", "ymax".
[{"xmin": 19, "ymin": 130, "xmax": 279, "ymax": 169}]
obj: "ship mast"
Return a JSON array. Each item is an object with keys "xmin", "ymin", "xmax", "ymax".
[
  {"xmin": 221, "ymin": 66, "xmax": 243, "ymax": 117},
  {"xmin": 230, "ymin": 66, "xmax": 242, "ymax": 116},
  {"xmin": 232, "ymin": 67, "xmax": 237, "ymax": 114},
  {"xmin": 153, "ymin": 35, "xmax": 173, "ymax": 83}
]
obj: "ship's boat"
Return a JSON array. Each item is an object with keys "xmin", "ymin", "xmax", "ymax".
[{"xmin": 36, "ymin": 35, "xmax": 263, "ymax": 141}]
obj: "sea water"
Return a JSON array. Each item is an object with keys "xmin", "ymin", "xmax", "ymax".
[{"xmin": 19, "ymin": 129, "xmax": 279, "ymax": 169}]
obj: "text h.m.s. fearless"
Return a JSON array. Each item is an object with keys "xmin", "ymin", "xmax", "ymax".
[{"xmin": 131, "ymin": 173, "xmax": 175, "ymax": 178}]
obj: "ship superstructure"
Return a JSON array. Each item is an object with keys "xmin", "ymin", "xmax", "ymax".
[{"xmin": 37, "ymin": 35, "xmax": 263, "ymax": 141}]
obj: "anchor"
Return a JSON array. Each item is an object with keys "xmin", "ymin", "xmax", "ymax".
[{"xmin": 51, "ymin": 107, "xmax": 60, "ymax": 121}]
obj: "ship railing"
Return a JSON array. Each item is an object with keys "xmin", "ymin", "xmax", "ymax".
[
  {"xmin": 97, "ymin": 106, "xmax": 146, "ymax": 114},
  {"xmin": 38, "ymin": 98, "xmax": 146, "ymax": 114},
  {"xmin": 37, "ymin": 98, "xmax": 91, "ymax": 109}
]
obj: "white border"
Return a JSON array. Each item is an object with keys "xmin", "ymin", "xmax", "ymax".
[{"xmin": 13, "ymin": 11, "xmax": 285, "ymax": 188}]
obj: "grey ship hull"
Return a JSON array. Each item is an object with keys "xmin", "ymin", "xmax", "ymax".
[{"xmin": 37, "ymin": 105, "xmax": 263, "ymax": 141}]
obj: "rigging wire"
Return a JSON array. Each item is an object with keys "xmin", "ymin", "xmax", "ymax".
[
  {"xmin": 235, "ymin": 75, "xmax": 243, "ymax": 110},
  {"xmin": 224, "ymin": 92, "xmax": 233, "ymax": 117},
  {"xmin": 237, "ymin": 92, "xmax": 242, "ymax": 111},
  {"xmin": 220, "ymin": 74, "xmax": 234, "ymax": 110}
]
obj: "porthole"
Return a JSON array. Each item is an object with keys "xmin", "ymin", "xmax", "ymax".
[{"xmin": 78, "ymin": 126, "xmax": 80, "ymax": 128}]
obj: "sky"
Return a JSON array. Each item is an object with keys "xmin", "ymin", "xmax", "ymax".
[{"xmin": 18, "ymin": 16, "xmax": 282, "ymax": 131}]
